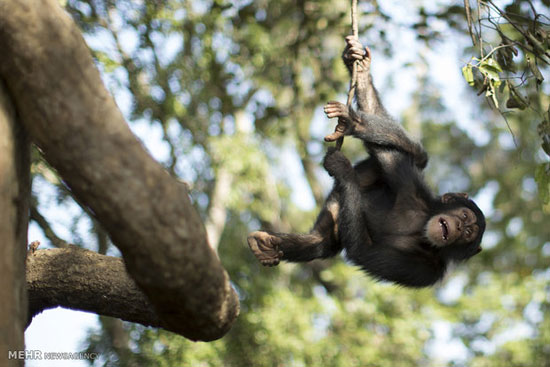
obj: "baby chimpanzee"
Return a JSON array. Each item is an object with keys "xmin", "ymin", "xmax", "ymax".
[{"xmin": 248, "ymin": 36, "xmax": 485, "ymax": 287}]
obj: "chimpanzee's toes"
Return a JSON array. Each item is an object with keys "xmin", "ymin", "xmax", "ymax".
[{"xmin": 247, "ymin": 231, "xmax": 283, "ymax": 266}]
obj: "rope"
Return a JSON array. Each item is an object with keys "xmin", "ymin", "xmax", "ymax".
[{"xmin": 335, "ymin": 0, "xmax": 359, "ymax": 150}]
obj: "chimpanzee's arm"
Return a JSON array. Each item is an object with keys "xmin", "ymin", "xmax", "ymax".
[
  {"xmin": 369, "ymin": 147, "xmax": 423, "ymax": 194},
  {"xmin": 324, "ymin": 102, "xmax": 428, "ymax": 170},
  {"xmin": 342, "ymin": 36, "xmax": 390, "ymax": 119},
  {"xmin": 355, "ymin": 111, "xmax": 428, "ymax": 169},
  {"xmin": 247, "ymin": 190, "xmax": 343, "ymax": 266},
  {"xmin": 340, "ymin": 37, "xmax": 428, "ymax": 169}
]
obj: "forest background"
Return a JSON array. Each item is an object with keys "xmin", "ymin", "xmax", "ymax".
[{"xmin": 18, "ymin": 0, "xmax": 550, "ymax": 366}]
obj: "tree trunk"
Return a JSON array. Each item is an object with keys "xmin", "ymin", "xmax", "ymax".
[
  {"xmin": 0, "ymin": 80, "xmax": 30, "ymax": 365},
  {"xmin": 0, "ymin": 0, "xmax": 238, "ymax": 341}
]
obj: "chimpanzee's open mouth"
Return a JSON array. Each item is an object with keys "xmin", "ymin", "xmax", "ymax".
[{"xmin": 439, "ymin": 218, "xmax": 449, "ymax": 241}]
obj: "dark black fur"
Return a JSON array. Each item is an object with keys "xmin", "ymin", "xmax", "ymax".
[
  {"xmin": 267, "ymin": 142, "xmax": 485, "ymax": 287},
  {"xmin": 247, "ymin": 38, "xmax": 486, "ymax": 287}
]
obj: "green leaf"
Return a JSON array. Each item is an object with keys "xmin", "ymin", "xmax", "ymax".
[
  {"xmin": 527, "ymin": 55, "xmax": 544, "ymax": 84},
  {"xmin": 485, "ymin": 84, "xmax": 500, "ymax": 108},
  {"xmin": 462, "ymin": 64, "xmax": 475, "ymax": 86},
  {"xmin": 506, "ymin": 96, "xmax": 526, "ymax": 110},
  {"xmin": 484, "ymin": 57, "xmax": 503, "ymax": 72},
  {"xmin": 478, "ymin": 58, "xmax": 503, "ymax": 81}
]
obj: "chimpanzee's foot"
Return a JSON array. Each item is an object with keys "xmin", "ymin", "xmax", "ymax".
[
  {"xmin": 247, "ymin": 231, "xmax": 283, "ymax": 266},
  {"xmin": 324, "ymin": 101, "xmax": 353, "ymax": 142},
  {"xmin": 323, "ymin": 147, "xmax": 353, "ymax": 178},
  {"xmin": 324, "ymin": 101, "xmax": 350, "ymax": 121}
]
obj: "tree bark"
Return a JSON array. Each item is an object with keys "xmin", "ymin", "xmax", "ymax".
[
  {"xmin": 0, "ymin": 79, "xmax": 30, "ymax": 365},
  {"xmin": 0, "ymin": 0, "xmax": 238, "ymax": 341},
  {"xmin": 26, "ymin": 247, "xmax": 162, "ymax": 328}
]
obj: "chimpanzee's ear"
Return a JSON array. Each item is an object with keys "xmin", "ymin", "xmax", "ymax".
[{"xmin": 441, "ymin": 192, "xmax": 469, "ymax": 203}]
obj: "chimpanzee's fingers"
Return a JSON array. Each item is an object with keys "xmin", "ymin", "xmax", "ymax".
[
  {"xmin": 349, "ymin": 47, "xmax": 365, "ymax": 60},
  {"xmin": 324, "ymin": 130, "xmax": 345, "ymax": 142},
  {"xmin": 324, "ymin": 107, "xmax": 345, "ymax": 119},
  {"xmin": 325, "ymin": 111, "xmax": 340, "ymax": 119},
  {"xmin": 364, "ymin": 46, "xmax": 371, "ymax": 60},
  {"xmin": 324, "ymin": 101, "xmax": 343, "ymax": 111}
]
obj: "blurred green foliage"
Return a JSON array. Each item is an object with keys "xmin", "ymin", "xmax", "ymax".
[
  {"xmin": 458, "ymin": 0, "xmax": 550, "ymax": 205},
  {"xmin": 30, "ymin": 0, "xmax": 550, "ymax": 366}
]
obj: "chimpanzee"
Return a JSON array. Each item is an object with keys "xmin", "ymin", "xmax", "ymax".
[{"xmin": 247, "ymin": 36, "xmax": 485, "ymax": 287}]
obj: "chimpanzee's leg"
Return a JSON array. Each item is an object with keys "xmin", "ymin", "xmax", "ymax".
[
  {"xmin": 247, "ymin": 192, "xmax": 342, "ymax": 266},
  {"xmin": 323, "ymin": 148, "xmax": 375, "ymax": 264}
]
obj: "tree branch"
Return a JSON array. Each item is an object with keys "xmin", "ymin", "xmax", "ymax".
[
  {"xmin": 26, "ymin": 247, "xmax": 162, "ymax": 329},
  {"xmin": 204, "ymin": 168, "xmax": 232, "ymax": 251},
  {"xmin": 0, "ymin": 0, "xmax": 238, "ymax": 341}
]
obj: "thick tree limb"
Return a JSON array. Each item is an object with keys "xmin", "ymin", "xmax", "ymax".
[
  {"xmin": 0, "ymin": 79, "xmax": 30, "ymax": 365},
  {"xmin": 0, "ymin": 0, "xmax": 238, "ymax": 341},
  {"xmin": 26, "ymin": 247, "xmax": 162, "ymax": 328}
]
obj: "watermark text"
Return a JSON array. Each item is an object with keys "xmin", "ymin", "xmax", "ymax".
[{"xmin": 8, "ymin": 350, "xmax": 98, "ymax": 360}]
